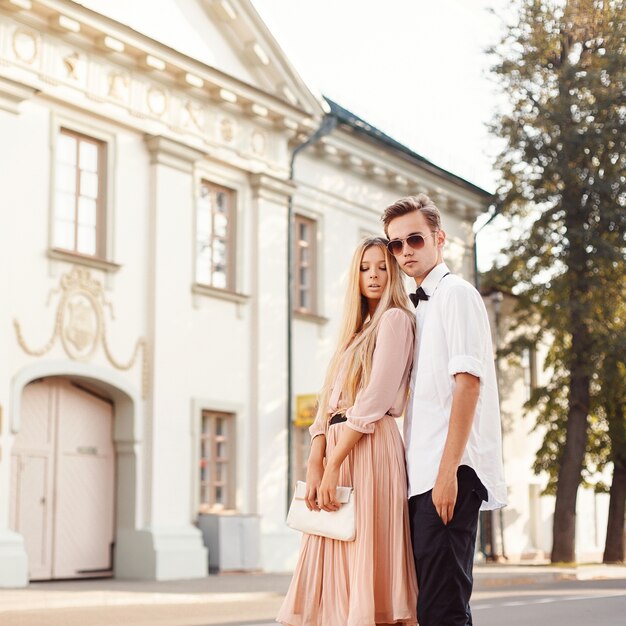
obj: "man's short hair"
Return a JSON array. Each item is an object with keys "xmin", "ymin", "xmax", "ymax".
[{"xmin": 381, "ymin": 194, "xmax": 441, "ymax": 237}]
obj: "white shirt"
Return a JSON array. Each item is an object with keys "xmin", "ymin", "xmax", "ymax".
[{"xmin": 405, "ymin": 262, "xmax": 507, "ymax": 510}]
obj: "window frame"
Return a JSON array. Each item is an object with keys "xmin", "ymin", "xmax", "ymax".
[
  {"xmin": 294, "ymin": 213, "xmax": 317, "ymax": 314},
  {"xmin": 199, "ymin": 410, "xmax": 237, "ymax": 513},
  {"xmin": 195, "ymin": 180, "xmax": 236, "ymax": 292},
  {"xmin": 48, "ymin": 114, "xmax": 117, "ymax": 270},
  {"xmin": 52, "ymin": 127, "xmax": 107, "ymax": 259}
]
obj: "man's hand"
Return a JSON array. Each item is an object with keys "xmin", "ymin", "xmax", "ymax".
[
  {"xmin": 317, "ymin": 462, "xmax": 341, "ymax": 512},
  {"xmin": 432, "ymin": 469, "xmax": 458, "ymax": 525},
  {"xmin": 433, "ymin": 372, "xmax": 480, "ymax": 524},
  {"xmin": 305, "ymin": 460, "xmax": 324, "ymax": 512}
]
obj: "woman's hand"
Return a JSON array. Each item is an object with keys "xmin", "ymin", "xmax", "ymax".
[
  {"xmin": 305, "ymin": 460, "xmax": 324, "ymax": 512},
  {"xmin": 317, "ymin": 461, "xmax": 341, "ymax": 512}
]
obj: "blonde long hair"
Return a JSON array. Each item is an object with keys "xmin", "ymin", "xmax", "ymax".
[{"xmin": 317, "ymin": 237, "xmax": 414, "ymax": 421}]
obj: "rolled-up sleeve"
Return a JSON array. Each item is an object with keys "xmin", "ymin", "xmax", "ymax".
[
  {"xmin": 308, "ymin": 404, "xmax": 327, "ymax": 441},
  {"xmin": 345, "ymin": 308, "xmax": 414, "ymax": 434},
  {"xmin": 443, "ymin": 284, "xmax": 488, "ymax": 380}
]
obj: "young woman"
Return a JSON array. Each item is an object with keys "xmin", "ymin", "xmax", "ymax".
[{"xmin": 277, "ymin": 237, "xmax": 418, "ymax": 626}]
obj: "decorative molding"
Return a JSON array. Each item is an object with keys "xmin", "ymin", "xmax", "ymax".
[
  {"xmin": 0, "ymin": 74, "xmax": 37, "ymax": 113},
  {"xmin": 13, "ymin": 267, "xmax": 149, "ymax": 398}
]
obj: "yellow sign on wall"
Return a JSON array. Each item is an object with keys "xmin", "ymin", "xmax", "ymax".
[{"xmin": 294, "ymin": 394, "xmax": 318, "ymax": 427}]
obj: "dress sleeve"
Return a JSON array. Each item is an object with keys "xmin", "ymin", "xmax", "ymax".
[
  {"xmin": 443, "ymin": 283, "xmax": 489, "ymax": 380},
  {"xmin": 308, "ymin": 403, "xmax": 327, "ymax": 441},
  {"xmin": 345, "ymin": 308, "xmax": 414, "ymax": 434}
]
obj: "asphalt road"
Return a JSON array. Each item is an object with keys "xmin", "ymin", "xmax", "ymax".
[
  {"xmin": 469, "ymin": 578, "xmax": 626, "ymax": 626},
  {"xmin": 1, "ymin": 578, "xmax": 624, "ymax": 626}
]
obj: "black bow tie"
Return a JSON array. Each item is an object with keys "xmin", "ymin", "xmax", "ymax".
[{"xmin": 409, "ymin": 287, "xmax": 429, "ymax": 308}]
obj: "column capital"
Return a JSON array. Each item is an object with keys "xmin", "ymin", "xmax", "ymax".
[
  {"xmin": 144, "ymin": 134, "xmax": 205, "ymax": 173},
  {"xmin": 249, "ymin": 173, "xmax": 296, "ymax": 202},
  {"xmin": 0, "ymin": 76, "xmax": 38, "ymax": 115}
]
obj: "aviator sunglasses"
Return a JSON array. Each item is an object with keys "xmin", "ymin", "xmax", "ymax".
[{"xmin": 386, "ymin": 232, "xmax": 437, "ymax": 256}]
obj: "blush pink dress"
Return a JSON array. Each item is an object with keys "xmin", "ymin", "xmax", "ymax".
[{"xmin": 277, "ymin": 308, "xmax": 418, "ymax": 626}]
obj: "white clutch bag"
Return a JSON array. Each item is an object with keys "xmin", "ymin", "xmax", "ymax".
[{"xmin": 286, "ymin": 480, "xmax": 355, "ymax": 541}]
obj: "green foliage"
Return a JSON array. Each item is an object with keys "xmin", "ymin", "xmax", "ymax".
[{"xmin": 488, "ymin": 0, "xmax": 625, "ymax": 490}]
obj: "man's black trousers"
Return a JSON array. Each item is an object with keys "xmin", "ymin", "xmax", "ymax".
[{"xmin": 409, "ymin": 465, "xmax": 487, "ymax": 626}]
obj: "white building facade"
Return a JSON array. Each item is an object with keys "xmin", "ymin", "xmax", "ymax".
[{"xmin": 2, "ymin": 0, "xmax": 593, "ymax": 588}]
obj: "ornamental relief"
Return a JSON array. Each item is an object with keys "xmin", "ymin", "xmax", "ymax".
[
  {"xmin": 182, "ymin": 100, "xmax": 206, "ymax": 132},
  {"xmin": 13, "ymin": 267, "xmax": 149, "ymax": 398},
  {"xmin": 146, "ymin": 86, "xmax": 168, "ymax": 117},
  {"xmin": 11, "ymin": 28, "xmax": 39, "ymax": 66},
  {"xmin": 250, "ymin": 130, "xmax": 266, "ymax": 156},
  {"xmin": 107, "ymin": 71, "xmax": 130, "ymax": 103},
  {"xmin": 62, "ymin": 51, "xmax": 82, "ymax": 81},
  {"xmin": 218, "ymin": 116, "xmax": 236, "ymax": 143}
]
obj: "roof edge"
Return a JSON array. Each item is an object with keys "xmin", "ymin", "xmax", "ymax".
[{"xmin": 324, "ymin": 97, "xmax": 493, "ymax": 200}]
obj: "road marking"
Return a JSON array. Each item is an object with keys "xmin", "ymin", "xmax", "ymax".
[{"xmin": 473, "ymin": 592, "xmax": 626, "ymax": 610}]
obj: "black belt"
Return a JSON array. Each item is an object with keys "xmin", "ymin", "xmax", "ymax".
[
  {"xmin": 329, "ymin": 412, "xmax": 392, "ymax": 426},
  {"xmin": 329, "ymin": 413, "xmax": 347, "ymax": 426}
]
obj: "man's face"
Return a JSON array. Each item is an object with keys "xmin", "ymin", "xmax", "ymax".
[{"xmin": 386, "ymin": 211, "xmax": 445, "ymax": 281}]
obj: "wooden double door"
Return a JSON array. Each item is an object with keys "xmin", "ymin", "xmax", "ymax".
[{"xmin": 10, "ymin": 378, "xmax": 115, "ymax": 580}]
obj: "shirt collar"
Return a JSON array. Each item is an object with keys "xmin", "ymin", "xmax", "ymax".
[{"xmin": 419, "ymin": 262, "xmax": 450, "ymax": 297}]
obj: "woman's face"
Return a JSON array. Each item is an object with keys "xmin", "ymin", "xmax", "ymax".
[{"xmin": 359, "ymin": 245, "xmax": 388, "ymax": 301}]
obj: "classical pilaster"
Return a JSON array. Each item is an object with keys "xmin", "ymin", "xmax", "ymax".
[{"xmin": 116, "ymin": 134, "xmax": 208, "ymax": 580}]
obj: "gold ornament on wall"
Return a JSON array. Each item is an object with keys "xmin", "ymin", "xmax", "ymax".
[{"xmin": 13, "ymin": 267, "xmax": 149, "ymax": 398}]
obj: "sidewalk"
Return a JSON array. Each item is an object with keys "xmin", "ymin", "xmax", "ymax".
[{"xmin": 1, "ymin": 564, "xmax": 625, "ymax": 613}]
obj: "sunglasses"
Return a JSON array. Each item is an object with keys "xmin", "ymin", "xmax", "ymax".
[{"xmin": 386, "ymin": 232, "xmax": 437, "ymax": 256}]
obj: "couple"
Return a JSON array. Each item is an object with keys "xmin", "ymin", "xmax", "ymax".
[{"xmin": 277, "ymin": 195, "xmax": 507, "ymax": 626}]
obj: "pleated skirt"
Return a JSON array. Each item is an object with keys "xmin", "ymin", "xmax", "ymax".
[{"xmin": 276, "ymin": 416, "xmax": 418, "ymax": 626}]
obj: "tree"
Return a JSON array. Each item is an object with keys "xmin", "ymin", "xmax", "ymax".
[{"xmin": 489, "ymin": 0, "xmax": 625, "ymax": 562}]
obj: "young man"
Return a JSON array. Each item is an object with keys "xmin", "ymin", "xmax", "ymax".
[{"xmin": 382, "ymin": 195, "xmax": 507, "ymax": 626}]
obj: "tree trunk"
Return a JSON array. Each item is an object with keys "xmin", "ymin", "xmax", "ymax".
[
  {"xmin": 603, "ymin": 462, "xmax": 626, "ymax": 563},
  {"xmin": 551, "ymin": 325, "xmax": 591, "ymax": 563}
]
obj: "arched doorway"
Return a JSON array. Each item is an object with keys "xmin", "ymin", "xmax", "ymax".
[{"xmin": 10, "ymin": 377, "xmax": 115, "ymax": 580}]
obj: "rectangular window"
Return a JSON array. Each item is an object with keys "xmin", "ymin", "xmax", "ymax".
[
  {"xmin": 53, "ymin": 128, "xmax": 106, "ymax": 258},
  {"xmin": 199, "ymin": 410, "xmax": 236, "ymax": 512},
  {"xmin": 196, "ymin": 181, "xmax": 235, "ymax": 290},
  {"xmin": 294, "ymin": 214, "xmax": 317, "ymax": 313}
]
